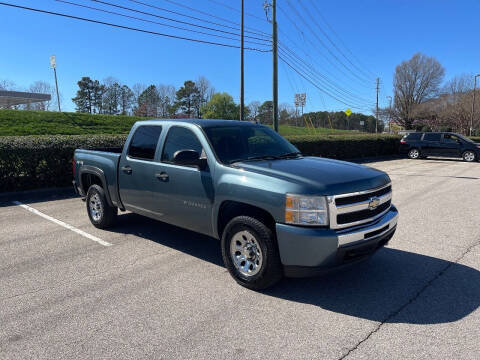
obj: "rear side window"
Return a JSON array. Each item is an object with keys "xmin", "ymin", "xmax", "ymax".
[
  {"xmin": 128, "ymin": 125, "xmax": 163, "ymax": 160},
  {"xmin": 161, "ymin": 126, "xmax": 203, "ymax": 163},
  {"xmin": 406, "ymin": 133, "xmax": 422, "ymax": 141},
  {"xmin": 423, "ymin": 133, "xmax": 441, "ymax": 142}
]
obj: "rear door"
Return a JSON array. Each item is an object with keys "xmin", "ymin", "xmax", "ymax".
[
  {"xmin": 422, "ymin": 133, "xmax": 442, "ymax": 155},
  {"xmin": 441, "ymin": 133, "xmax": 462, "ymax": 157},
  {"xmin": 118, "ymin": 125, "xmax": 165, "ymax": 217}
]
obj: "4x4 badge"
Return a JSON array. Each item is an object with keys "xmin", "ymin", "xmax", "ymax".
[{"xmin": 368, "ymin": 197, "xmax": 381, "ymax": 210}]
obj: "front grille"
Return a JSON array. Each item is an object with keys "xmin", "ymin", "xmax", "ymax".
[
  {"xmin": 329, "ymin": 183, "xmax": 392, "ymax": 229},
  {"xmin": 337, "ymin": 200, "xmax": 391, "ymax": 225},
  {"xmin": 335, "ymin": 185, "xmax": 391, "ymax": 206}
]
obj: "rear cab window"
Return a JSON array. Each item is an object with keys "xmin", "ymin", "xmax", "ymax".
[{"xmin": 128, "ymin": 125, "xmax": 163, "ymax": 160}]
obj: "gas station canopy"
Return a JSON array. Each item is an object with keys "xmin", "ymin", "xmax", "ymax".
[{"xmin": 0, "ymin": 90, "xmax": 51, "ymax": 107}]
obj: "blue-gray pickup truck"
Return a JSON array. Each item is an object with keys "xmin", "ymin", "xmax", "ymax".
[{"xmin": 73, "ymin": 120, "xmax": 398, "ymax": 289}]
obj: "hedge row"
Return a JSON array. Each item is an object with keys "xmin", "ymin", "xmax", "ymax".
[
  {"xmin": 0, "ymin": 134, "xmax": 401, "ymax": 193},
  {"xmin": 0, "ymin": 135, "xmax": 127, "ymax": 192}
]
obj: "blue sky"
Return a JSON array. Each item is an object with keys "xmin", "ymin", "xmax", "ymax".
[{"xmin": 1, "ymin": 0, "xmax": 479, "ymax": 113}]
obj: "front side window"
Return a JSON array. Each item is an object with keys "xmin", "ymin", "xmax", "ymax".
[
  {"xmin": 443, "ymin": 134, "xmax": 461, "ymax": 143},
  {"xmin": 423, "ymin": 133, "xmax": 441, "ymax": 142},
  {"xmin": 162, "ymin": 126, "xmax": 203, "ymax": 163},
  {"xmin": 128, "ymin": 125, "xmax": 162, "ymax": 160},
  {"xmin": 204, "ymin": 125, "xmax": 299, "ymax": 164}
]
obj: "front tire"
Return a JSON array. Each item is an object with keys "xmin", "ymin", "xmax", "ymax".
[
  {"xmin": 408, "ymin": 148, "xmax": 420, "ymax": 159},
  {"xmin": 221, "ymin": 216, "xmax": 283, "ymax": 290},
  {"xmin": 86, "ymin": 184, "xmax": 117, "ymax": 229},
  {"xmin": 462, "ymin": 150, "xmax": 476, "ymax": 162}
]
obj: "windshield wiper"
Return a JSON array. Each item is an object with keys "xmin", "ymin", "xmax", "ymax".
[
  {"xmin": 229, "ymin": 155, "xmax": 280, "ymax": 164},
  {"xmin": 278, "ymin": 152, "xmax": 302, "ymax": 159}
]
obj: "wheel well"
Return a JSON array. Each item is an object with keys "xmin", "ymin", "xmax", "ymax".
[
  {"xmin": 217, "ymin": 201, "xmax": 276, "ymax": 238},
  {"xmin": 81, "ymin": 173, "xmax": 103, "ymax": 194}
]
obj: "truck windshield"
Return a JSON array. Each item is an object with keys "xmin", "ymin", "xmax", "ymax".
[{"xmin": 203, "ymin": 125, "xmax": 300, "ymax": 164}]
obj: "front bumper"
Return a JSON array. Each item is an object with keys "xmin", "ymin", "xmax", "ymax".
[{"xmin": 276, "ymin": 205, "xmax": 398, "ymax": 277}]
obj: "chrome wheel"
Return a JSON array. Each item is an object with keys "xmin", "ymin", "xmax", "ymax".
[
  {"xmin": 408, "ymin": 149, "xmax": 419, "ymax": 159},
  {"xmin": 230, "ymin": 230, "xmax": 263, "ymax": 276},
  {"xmin": 463, "ymin": 151, "xmax": 475, "ymax": 162},
  {"xmin": 89, "ymin": 193, "xmax": 103, "ymax": 222}
]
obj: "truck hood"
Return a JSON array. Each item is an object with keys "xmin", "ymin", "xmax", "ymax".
[{"xmin": 234, "ymin": 156, "xmax": 390, "ymax": 195}]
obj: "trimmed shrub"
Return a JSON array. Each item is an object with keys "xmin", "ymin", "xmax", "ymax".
[
  {"xmin": 0, "ymin": 135, "xmax": 126, "ymax": 192},
  {"xmin": 0, "ymin": 134, "xmax": 401, "ymax": 193},
  {"xmin": 286, "ymin": 134, "xmax": 401, "ymax": 159}
]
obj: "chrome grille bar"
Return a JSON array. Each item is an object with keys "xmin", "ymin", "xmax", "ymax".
[{"xmin": 328, "ymin": 183, "xmax": 392, "ymax": 229}]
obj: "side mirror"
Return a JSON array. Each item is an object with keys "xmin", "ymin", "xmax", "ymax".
[{"xmin": 173, "ymin": 149, "xmax": 207, "ymax": 170}]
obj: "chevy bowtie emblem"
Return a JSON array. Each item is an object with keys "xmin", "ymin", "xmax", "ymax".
[{"xmin": 368, "ymin": 197, "xmax": 381, "ymax": 210}]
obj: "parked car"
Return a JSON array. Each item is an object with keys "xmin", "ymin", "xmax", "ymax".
[
  {"xmin": 73, "ymin": 120, "xmax": 398, "ymax": 290},
  {"xmin": 400, "ymin": 132, "xmax": 480, "ymax": 162}
]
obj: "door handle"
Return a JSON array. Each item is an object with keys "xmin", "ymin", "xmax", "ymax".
[
  {"xmin": 155, "ymin": 172, "xmax": 169, "ymax": 181},
  {"xmin": 121, "ymin": 166, "xmax": 132, "ymax": 174}
]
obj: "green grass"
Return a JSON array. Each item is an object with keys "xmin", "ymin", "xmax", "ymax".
[
  {"xmin": 0, "ymin": 109, "xmax": 151, "ymax": 136},
  {"xmin": 0, "ymin": 109, "xmax": 360, "ymax": 136},
  {"xmin": 276, "ymin": 125, "xmax": 356, "ymax": 136}
]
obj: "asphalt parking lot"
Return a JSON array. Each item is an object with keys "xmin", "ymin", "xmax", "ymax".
[{"xmin": 1, "ymin": 157, "xmax": 479, "ymax": 360}]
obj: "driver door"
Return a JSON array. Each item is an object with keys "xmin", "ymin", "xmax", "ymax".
[{"xmin": 153, "ymin": 125, "xmax": 214, "ymax": 236}]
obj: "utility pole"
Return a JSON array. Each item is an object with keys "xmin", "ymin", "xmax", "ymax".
[
  {"xmin": 240, "ymin": 0, "xmax": 244, "ymax": 121},
  {"xmin": 471, "ymin": 74, "xmax": 480, "ymax": 136},
  {"xmin": 375, "ymin": 78, "xmax": 380, "ymax": 133},
  {"xmin": 50, "ymin": 55, "xmax": 61, "ymax": 112},
  {"xmin": 272, "ymin": 0, "xmax": 278, "ymax": 132},
  {"xmin": 387, "ymin": 95, "xmax": 392, "ymax": 134}
]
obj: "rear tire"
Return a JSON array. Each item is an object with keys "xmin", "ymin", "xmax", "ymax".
[
  {"xmin": 408, "ymin": 148, "xmax": 420, "ymax": 159},
  {"xmin": 221, "ymin": 216, "xmax": 283, "ymax": 290},
  {"xmin": 462, "ymin": 150, "xmax": 476, "ymax": 162},
  {"xmin": 86, "ymin": 184, "xmax": 117, "ymax": 229}
]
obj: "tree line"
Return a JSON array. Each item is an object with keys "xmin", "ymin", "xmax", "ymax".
[{"xmin": 388, "ymin": 52, "xmax": 480, "ymax": 135}]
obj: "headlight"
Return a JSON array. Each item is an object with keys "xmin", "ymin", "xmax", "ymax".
[{"xmin": 285, "ymin": 194, "xmax": 329, "ymax": 226}]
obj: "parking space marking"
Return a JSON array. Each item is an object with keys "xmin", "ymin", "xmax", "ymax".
[{"xmin": 12, "ymin": 201, "xmax": 112, "ymax": 247}]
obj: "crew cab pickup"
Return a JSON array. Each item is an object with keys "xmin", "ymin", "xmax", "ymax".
[{"xmin": 73, "ymin": 120, "xmax": 398, "ymax": 289}]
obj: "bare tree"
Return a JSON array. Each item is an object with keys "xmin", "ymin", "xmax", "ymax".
[
  {"xmin": 248, "ymin": 101, "xmax": 261, "ymax": 122},
  {"xmin": 0, "ymin": 79, "xmax": 16, "ymax": 91},
  {"xmin": 393, "ymin": 53, "xmax": 445, "ymax": 129},
  {"xmin": 28, "ymin": 81, "xmax": 57, "ymax": 111},
  {"xmin": 132, "ymin": 83, "xmax": 146, "ymax": 104},
  {"xmin": 196, "ymin": 76, "xmax": 214, "ymax": 117},
  {"xmin": 157, "ymin": 84, "xmax": 176, "ymax": 118}
]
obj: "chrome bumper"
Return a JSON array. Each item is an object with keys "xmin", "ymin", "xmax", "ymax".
[{"xmin": 337, "ymin": 207, "xmax": 398, "ymax": 247}]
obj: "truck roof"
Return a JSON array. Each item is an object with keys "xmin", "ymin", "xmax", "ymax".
[{"xmin": 134, "ymin": 119, "xmax": 258, "ymax": 129}]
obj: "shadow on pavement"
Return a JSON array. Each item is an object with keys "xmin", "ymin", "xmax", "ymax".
[
  {"xmin": 109, "ymin": 212, "xmax": 479, "ymax": 325},
  {"xmin": 0, "ymin": 188, "xmax": 77, "ymax": 207}
]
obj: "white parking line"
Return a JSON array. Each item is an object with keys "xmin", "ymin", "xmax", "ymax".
[{"xmin": 12, "ymin": 201, "xmax": 112, "ymax": 247}]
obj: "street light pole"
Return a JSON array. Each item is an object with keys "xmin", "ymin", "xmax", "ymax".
[
  {"xmin": 471, "ymin": 74, "xmax": 480, "ymax": 136},
  {"xmin": 240, "ymin": 0, "xmax": 244, "ymax": 121}
]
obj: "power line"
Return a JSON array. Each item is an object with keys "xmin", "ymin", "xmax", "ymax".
[
  {"xmin": 0, "ymin": 2, "xmax": 271, "ymax": 52},
  {"xmin": 279, "ymin": 48, "xmax": 375, "ymax": 109},
  {"xmin": 284, "ymin": 0, "xmax": 373, "ymax": 85},
  {"xmin": 308, "ymin": 1, "xmax": 377, "ymax": 79},
  {"xmin": 206, "ymin": 0, "xmax": 268, "ymax": 23},
  {"xmin": 279, "ymin": 43, "xmax": 374, "ymax": 105},
  {"xmin": 276, "ymin": 5, "xmax": 372, "ymax": 90},
  {"xmin": 279, "ymin": 54, "xmax": 372, "ymax": 110},
  {"xmin": 297, "ymin": 0, "xmax": 375, "ymax": 81},
  {"xmin": 55, "ymin": 0, "xmax": 269, "ymax": 46},
  {"xmin": 160, "ymin": 0, "xmax": 271, "ymax": 37},
  {"xmin": 91, "ymin": 0, "xmax": 270, "ymax": 43},
  {"xmin": 125, "ymin": 0, "xmax": 269, "ymax": 38}
]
